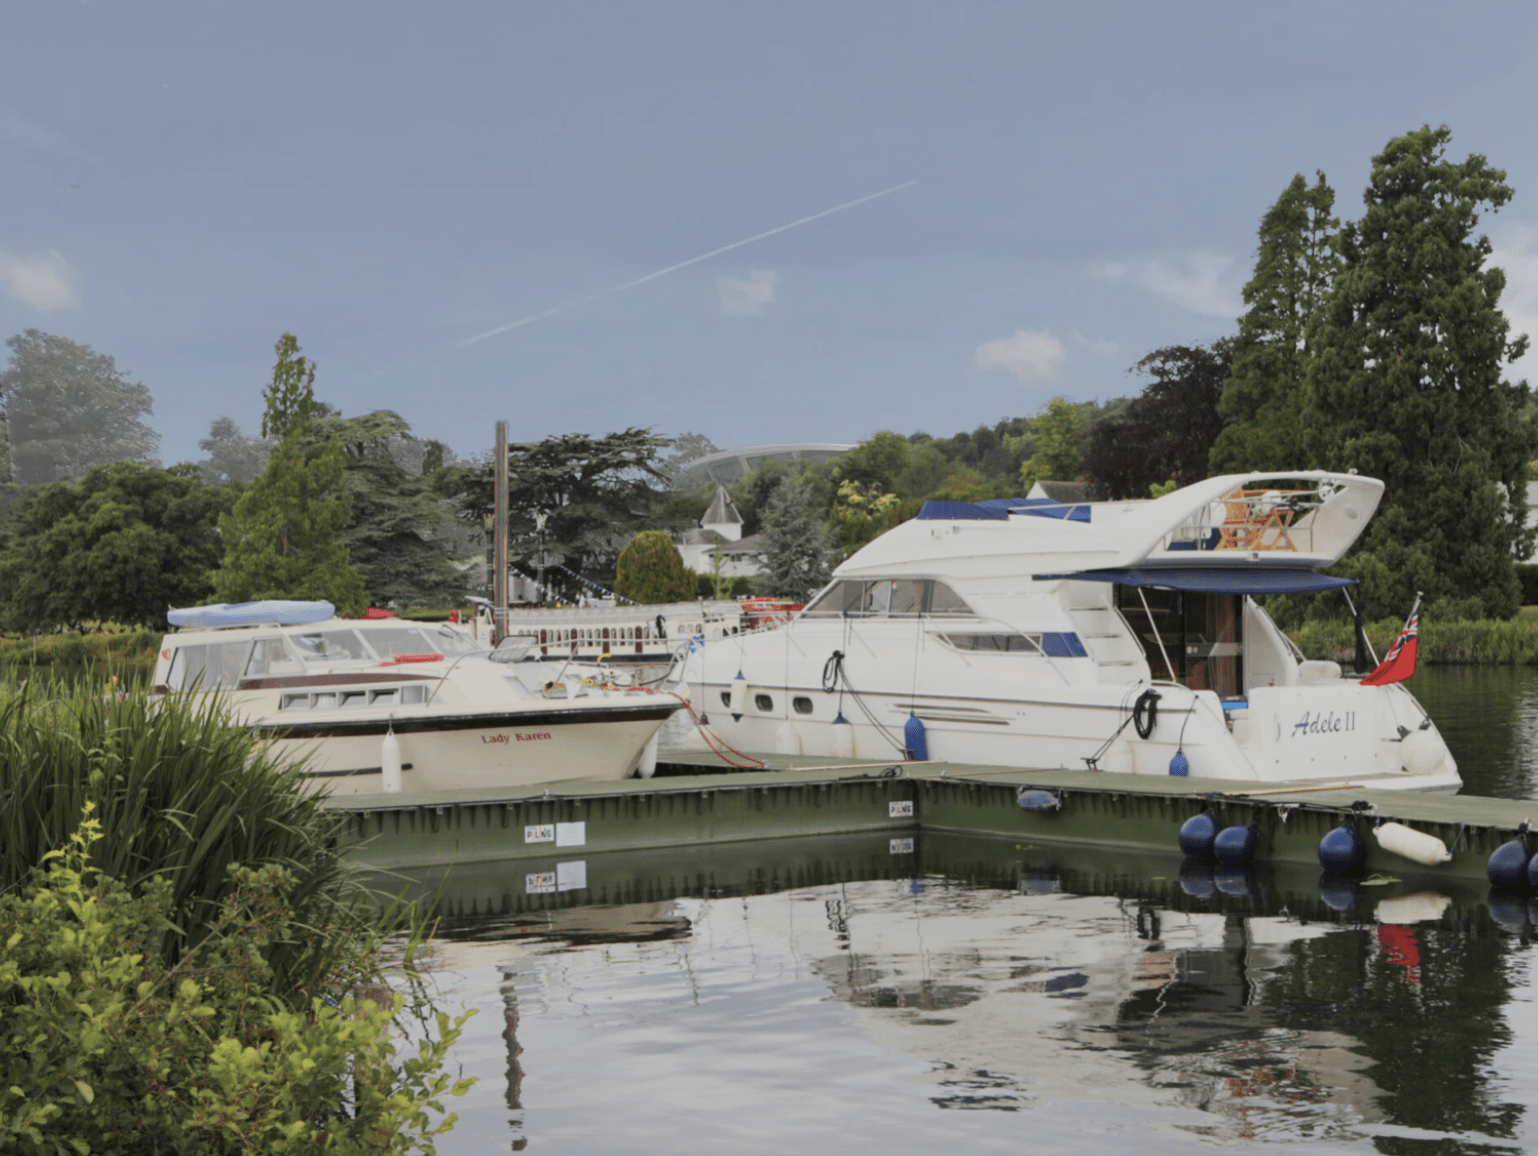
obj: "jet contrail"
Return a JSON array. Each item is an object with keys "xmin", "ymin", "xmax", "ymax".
[{"xmin": 458, "ymin": 179, "xmax": 918, "ymax": 347}]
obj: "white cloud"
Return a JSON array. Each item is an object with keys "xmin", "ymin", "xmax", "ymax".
[
  {"xmin": 1095, "ymin": 249, "xmax": 1242, "ymax": 319},
  {"xmin": 0, "ymin": 249, "xmax": 81, "ymax": 312},
  {"xmin": 717, "ymin": 269, "xmax": 778, "ymax": 317},
  {"xmin": 973, "ymin": 328, "xmax": 1067, "ymax": 385},
  {"xmin": 1492, "ymin": 223, "xmax": 1538, "ymax": 384}
]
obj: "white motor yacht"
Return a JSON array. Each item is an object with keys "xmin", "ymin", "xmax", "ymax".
[
  {"xmin": 154, "ymin": 602, "xmax": 685, "ymax": 795},
  {"xmin": 680, "ymin": 471, "xmax": 1461, "ymax": 792}
]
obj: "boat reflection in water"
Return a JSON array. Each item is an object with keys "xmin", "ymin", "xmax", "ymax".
[{"xmin": 410, "ymin": 835, "xmax": 1534, "ymax": 1154}]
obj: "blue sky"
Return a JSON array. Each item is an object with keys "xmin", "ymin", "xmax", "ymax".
[{"xmin": 5, "ymin": 1, "xmax": 1538, "ymax": 467}]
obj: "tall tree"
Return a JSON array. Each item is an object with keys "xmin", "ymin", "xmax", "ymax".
[
  {"xmin": 1018, "ymin": 397, "xmax": 1088, "ymax": 490},
  {"xmin": 1209, "ymin": 172, "xmax": 1341, "ymax": 473},
  {"xmin": 196, "ymin": 416, "xmax": 272, "ymax": 484},
  {"xmin": 1306, "ymin": 125, "xmax": 1534, "ymax": 619},
  {"xmin": 1082, "ymin": 341, "xmax": 1231, "ymax": 499},
  {"xmin": 212, "ymin": 337, "xmax": 366, "ymax": 612},
  {"xmin": 457, "ymin": 428, "xmax": 673, "ymax": 581},
  {"xmin": 260, "ymin": 333, "xmax": 317, "ymax": 440},
  {"xmin": 758, "ymin": 476, "xmax": 831, "ymax": 602},
  {"xmin": 307, "ymin": 410, "xmax": 468, "ymax": 607},
  {"xmin": 0, "ymin": 463, "xmax": 236, "ymax": 629},
  {"xmin": 0, "ymin": 330, "xmax": 160, "ymax": 484}
]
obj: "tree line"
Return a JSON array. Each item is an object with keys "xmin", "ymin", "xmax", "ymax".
[{"xmin": 0, "ymin": 124, "xmax": 1530, "ymax": 628}]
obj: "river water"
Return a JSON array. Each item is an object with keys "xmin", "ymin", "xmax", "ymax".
[{"xmin": 415, "ymin": 666, "xmax": 1538, "ymax": 1155}]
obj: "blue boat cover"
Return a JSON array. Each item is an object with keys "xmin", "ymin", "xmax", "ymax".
[
  {"xmin": 917, "ymin": 497, "xmax": 1091, "ymax": 523},
  {"xmin": 168, "ymin": 601, "xmax": 337, "ymax": 628},
  {"xmin": 1038, "ymin": 567, "xmax": 1356, "ymax": 595}
]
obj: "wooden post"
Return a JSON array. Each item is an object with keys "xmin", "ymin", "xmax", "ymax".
[{"xmin": 494, "ymin": 420, "xmax": 509, "ymax": 645}]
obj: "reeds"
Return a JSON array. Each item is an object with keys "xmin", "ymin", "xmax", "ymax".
[{"xmin": 0, "ymin": 679, "xmax": 393, "ymax": 1002}]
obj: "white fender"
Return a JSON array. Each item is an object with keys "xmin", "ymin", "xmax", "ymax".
[
  {"xmin": 1373, "ymin": 821, "xmax": 1451, "ymax": 866},
  {"xmin": 381, "ymin": 730, "xmax": 402, "ymax": 794},
  {"xmin": 728, "ymin": 673, "xmax": 749, "ymax": 720},
  {"xmin": 1401, "ymin": 729, "xmax": 1443, "ymax": 775},
  {"xmin": 830, "ymin": 716, "xmax": 855, "ymax": 759},
  {"xmin": 635, "ymin": 731, "xmax": 660, "ymax": 778}
]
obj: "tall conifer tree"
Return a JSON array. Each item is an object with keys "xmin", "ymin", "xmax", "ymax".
[
  {"xmin": 1209, "ymin": 172, "xmax": 1340, "ymax": 473},
  {"xmin": 1306, "ymin": 126, "xmax": 1534, "ymax": 618}
]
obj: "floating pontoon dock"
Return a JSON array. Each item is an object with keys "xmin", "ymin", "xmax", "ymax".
[{"xmin": 325, "ymin": 753, "xmax": 1533, "ymax": 886}]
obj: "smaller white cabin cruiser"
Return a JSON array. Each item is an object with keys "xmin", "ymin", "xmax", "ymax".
[
  {"xmin": 154, "ymin": 602, "xmax": 684, "ymax": 795},
  {"xmin": 680, "ymin": 472, "xmax": 1460, "ymax": 792}
]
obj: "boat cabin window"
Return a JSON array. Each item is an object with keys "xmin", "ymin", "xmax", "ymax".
[
  {"xmin": 1115, "ymin": 586, "xmax": 1244, "ymax": 698},
  {"xmin": 166, "ymin": 640, "xmax": 253, "ymax": 691},
  {"xmin": 279, "ymin": 685, "xmax": 428, "ymax": 711},
  {"xmin": 802, "ymin": 579, "xmax": 974, "ymax": 618},
  {"xmin": 939, "ymin": 632, "xmax": 1043, "ymax": 655},
  {"xmin": 291, "ymin": 630, "xmax": 372, "ymax": 663},
  {"xmin": 364, "ymin": 626, "xmax": 460, "ymax": 659},
  {"xmin": 243, "ymin": 636, "xmax": 303, "ymax": 680}
]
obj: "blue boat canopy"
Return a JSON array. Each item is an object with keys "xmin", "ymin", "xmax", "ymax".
[
  {"xmin": 1035, "ymin": 567, "xmax": 1356, "ymax": 595},
  {"xmin": 168, "ymin": 600, "xmax": 337, "ymax": 629},
  {"xmin": 917, "ymin": 497, "xmax": 1091, "ymax": 523}
]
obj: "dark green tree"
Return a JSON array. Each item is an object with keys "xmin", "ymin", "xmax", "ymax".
[
  {"xmin": 457, "ymin": 427, "xmax": 674, "ymax": 582},
  {"xmin": 759, "ymin": 476, "xmax": 831, "ymax": 601},
  {"xmin": 1306, "ymin": 125, "xmax": 1535, "ymax": 619},
  {"xmin": 1082, "ymin": 341, "xmax": 1232, "ymax": 499},
  {"xmin": 0, "ymin": 463, "xmax": 237, "ymax": 629},
  {"xmin": 614, "ymin": 530, "xmax": 695, "ymax": 603},
  {"xmin": 307, "ymin": 410, "xmax": 468, "ymax": 607},
  {"xmin": 212, "ymin": 336, "xmax": 365, "ymax": 612},
  {"xmin": 260, "ymin": 333, "xmax": 317, "ymax": 440},
  {"xmin": 1209, "ymin": 172, "xmax": 1341, "ymax": 473},
  {"xmin": 0, "ymin": 330, "xmax": 160, "ymax": 484}
]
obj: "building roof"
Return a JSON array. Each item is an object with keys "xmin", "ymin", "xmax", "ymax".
[{"xmin": 680, "ymin": 443, "xmax": 858, "ymax": 486}]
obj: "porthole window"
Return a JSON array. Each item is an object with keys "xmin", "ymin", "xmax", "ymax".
[
  {"xmin": 793, "ymin": 696, "xmax": 814, "ymax": 715},
  {"xmin": 720, "ymin": 691, "xmax": 732, "ymax": 707},
  {"xmin": 755, "ymin": 694, "xmax": 774, "ymax": 712}
]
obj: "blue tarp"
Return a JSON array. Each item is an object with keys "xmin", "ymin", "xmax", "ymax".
[
  {"xmin": 1037, "ymin": 567, "xmax": 1357, "ymax": 595},
  {"xmin": 917, "ymin": 497, "xmax": 1091, "ymax": 523}
]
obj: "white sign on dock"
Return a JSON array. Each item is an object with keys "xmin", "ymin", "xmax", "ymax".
[
  {"xmin": 556, "ymin": 860, "xmax": 588, "ymax": 891},
  {"xmin": 556, "ymin": 821, "xmax": 587, "ymax": 847},
  {"xmin": 889, "ymin": 801, "xmax": 914, "ymax": 818},
  {"xmin": 524, "ymin": 824, "xmax": 555, "ymax": 844}
]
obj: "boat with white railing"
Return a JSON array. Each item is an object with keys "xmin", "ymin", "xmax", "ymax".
[
  {"xmin": 153, "ymin": 603, "xmax": 685, "ymax": 794},
  {"xmin": 679, "ymin": 471, "xmax": 1461, "ymax": 792},
  {"xmin": 486, "ymin": 598, "xmax": 800, "ymax": 669}
]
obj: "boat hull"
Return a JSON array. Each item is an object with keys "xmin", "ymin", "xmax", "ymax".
[{"xmin": 262, "ymin": 700, "xmax": 683, "ymax": 796}]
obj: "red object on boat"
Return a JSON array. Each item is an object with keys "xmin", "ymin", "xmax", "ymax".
[
  {"xmin": 363, "ymin": 607, "xmax": 400, "ymax": 619},
  {"xmin": 387, "ymin": 653, "xmax": 444, "ymax": 664}
]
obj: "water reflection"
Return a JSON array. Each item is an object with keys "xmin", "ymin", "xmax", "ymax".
[
  {"xmin": 1411, "ymin": 665, "xmax": 1538, "ymax": 799},
  {"xmin": 414, "ymin": 833, "xmax": 1538, "ymax": 1154}
]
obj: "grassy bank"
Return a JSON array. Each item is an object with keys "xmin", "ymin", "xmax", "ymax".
[
  {"xmin": 0, "ymin": 628, "xmax": 160, "ymax": 684},
  {"xmin": 1289, "ymin": 612, "xmax": 1538, "ymax": 666}
]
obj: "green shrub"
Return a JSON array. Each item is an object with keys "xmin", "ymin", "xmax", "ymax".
[
  {"xmin": 0, "ymin": 810, "xmax": 472, "ymax": 1154},
  {"xmin": 1517, "ymin": 563, "xmax": 1538, "ymax": 607},
  {"xmin": 0, "ymin": 682, "xmax": 380, "ymax": 999},
  {"xmin": 613, "ymin": 530, "xmax": 695, "ymax": 604}
]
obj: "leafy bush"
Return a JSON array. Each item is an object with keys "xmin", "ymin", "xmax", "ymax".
[
  {"xmin": 0, "ymin": 682, "xmax": 382, "ymax": 999},
  {"xmin": 0, "ymin": 810, "xmax": 472, "ymax": 1154},
  {"xmin": 613, "ymin": 530, "xmax": 695, "ymax": 604},
  {"xmin": 1517, "ymin": 563, "xmax": 1538, "ymax": 607}
]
